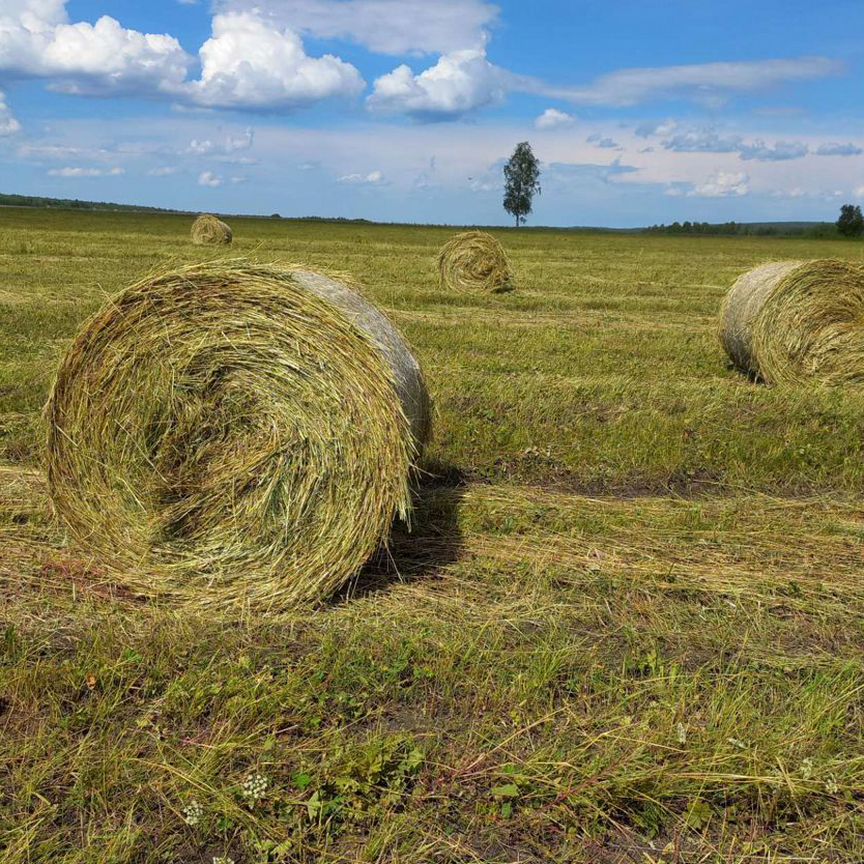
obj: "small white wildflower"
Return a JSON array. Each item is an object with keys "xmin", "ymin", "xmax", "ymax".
[
  {"xmin": 182, "ymin": 799, "xmax": 203, "ymax": 826},
  {"xmin": 676, "ymin": 723, "xmax": 687, "ymax": 745},
  {"xmin": 213, "ymin": 858, "xmax": 235, "ymax": 864},
  {"xmin": 825, "ymin": 775, "xmax": 839, "ymax": 795},
  {"xmin": 800, "ymin": 758, "xmax": 814, "ymax": 780},
  {"xmin": 242, "ymin": 772, "xmax": 269, "ymax": 802}
]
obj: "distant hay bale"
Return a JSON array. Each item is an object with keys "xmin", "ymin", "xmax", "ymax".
[
  {"xmin": 438, "ymin": 230, "xmax": 513, "ymax": 294},
  {"xmin": 191, "ymin": 214, "xmax": 233, "ymax": 245},
  {"xmin": 719, "ymin": 259, "xmax": 864, "ymax": 385},
  {"xmin": 46, "ymin": 261, "xmax": 431, "ymax": 612}
]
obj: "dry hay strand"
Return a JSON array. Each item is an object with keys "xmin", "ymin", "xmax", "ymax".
[
  {"xmin": 191, "ymin": 214, "xmax": 233, "ymax": 245},
  {"xmin": 437, "ymin": 230, "xmax": 513, "ymax": 294},
  {"xmin": 45, "ymin": 260, "xmax": 431, "ymax": 613},
  {"xmin": 718, "ymin": 259, "xmax": 864, "ymax": 385}
]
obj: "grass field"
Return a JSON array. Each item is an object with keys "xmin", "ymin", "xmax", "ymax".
[{"xmin": 1, "ymin": 208, "xmax": 864, "ymax": 863}]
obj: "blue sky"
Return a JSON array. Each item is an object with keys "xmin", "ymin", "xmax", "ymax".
[{"xmin": 1, "ymin": 0, "xmax": 862, "ymax": 227}]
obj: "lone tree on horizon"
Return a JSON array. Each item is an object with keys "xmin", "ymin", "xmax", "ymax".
[
  {"xmin": 837, "ymin": 204, "xmax": 864, "ymax": 238},
  {"xmin": 503, "ymin": 142, "xmax": 541, "ymax": 227}
]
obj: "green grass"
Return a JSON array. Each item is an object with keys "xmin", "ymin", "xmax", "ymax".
[{"xmin": 2, "ymin": 208, "xmax": 864, "ymax": 862}]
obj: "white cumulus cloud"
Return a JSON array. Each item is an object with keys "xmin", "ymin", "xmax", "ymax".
[
  {"xmin": 185, "ymin": 13, "xmax": 364, "ymax": 109},
  {"xmin": 186, "ymin": 139, "xmax": 214, "ymax": 155},
  {"xmin": 635, "ymin": 119, "xmax": 678, "ymax": 138},
  {"xmin": 535, "ymin": 108, "xmax": 575, "ymax": 130},
  {"xmin": 0, "ymin": 2, "xmax": 190, "ymax": 96},
  {"xmin": 1, "ymin": 0, "xmax": 70, "ymax": 34},
  {"xmin": 690, "ymin": 171, "xmax": 750, "ymax": 198},
  {"xmin": 337, "ymin": 169, "xmax": 386, "ymax": 185},
  {"xmin": 198, "ymin": 170, "xmax": 223, "ymax": 187},
  {"xmin": 183, "ymin": 129, "xmax": 255, "ymax": 156},
  {"xmin": 0, "ymin": 4, "xmax": 365, "ymax": 113},
  {"xmin": 368, "ymin": 49, "xmax": 508, "ymax": 118}
]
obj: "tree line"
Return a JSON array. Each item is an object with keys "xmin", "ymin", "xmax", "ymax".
[
  {"xmin": 644, "ymin": 208, "xmax": 862, "ymax": 239},
  {"xmin": 644, "ymin": 221, "xmax": 744, "ymax": 236},
  {"xmin": 643, "ymin": 221, "xmax": 838, "ymax": 238}
]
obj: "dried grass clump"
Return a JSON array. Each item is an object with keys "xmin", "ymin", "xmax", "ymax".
[
  {"xmin": 191, "ymin": 214, "xmax": 233, "ymax": 245},
  {"xmin": 719, "ymin": 259, "xmax": 864, "ymax": 385},
  {"xmin": 438, "ymin": 230, "xmax": 513, "ymax": 293},
  {"xmin": 46, "ymin": 261, "xmax": 430, "ymax": 612}
]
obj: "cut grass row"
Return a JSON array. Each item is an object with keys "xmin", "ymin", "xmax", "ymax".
[{"xmin": 2, "ymin": 469, "xmax": 864, "ymax": 862}]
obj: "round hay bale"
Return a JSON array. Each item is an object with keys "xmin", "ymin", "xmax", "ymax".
[
  {"xmin": 437, "ymin": 230, "xmax": 513, "ymax": 294},
  {"xmin": 719, "ymin": 259, "xmax": 864, "ymax": 385},
  {"xmin": 46, "ymin": 261, "xmax": 431, "ymax": 612},
  {"xmin": 191, "ymin": 214, "xmax": 233, "ymax": 245}
]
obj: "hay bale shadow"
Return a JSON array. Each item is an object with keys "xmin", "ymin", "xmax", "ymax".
[
  {"xmin": 723, "ymin": 357, "xmax": 764, "ymax": 384},
  {"xmin": 333, "ymin": 459, "xmax": 468, "ymax": 604}
]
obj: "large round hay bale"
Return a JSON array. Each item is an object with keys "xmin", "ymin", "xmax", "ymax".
[
  {"xmin": 437, "ymin": 230, "xmax": 513, "ymax": 293},
  {"xmin": 46, "ymin": 261, "xmax": 431, "ymax": 612},
  {"xmin": 719, "ymin": 259, "xmax": 864, "ymax": 385},
  {"xmin": 191, "ymin": 214, "xmax": 233, "ymax": 245}
]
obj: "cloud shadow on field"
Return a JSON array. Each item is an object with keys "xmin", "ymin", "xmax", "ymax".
[{"xmin": 332, "ymin": 458, "xmax": 468, "ymax": 604}]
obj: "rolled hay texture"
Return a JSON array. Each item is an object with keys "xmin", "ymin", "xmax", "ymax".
[
  {"xmin": 46, "ymin": 261, "xmax": 431, "ymax": 612},
  {"xmin": 719, "ymin": 259, "xmax": 864, "ymax": 385},
  {"xmin": 437, "ymin": 230, "xmax": 513, "ymax": 293},
  {"xmin": 191, "ymin": 214, "xmax": 233, "ymax": 245}
]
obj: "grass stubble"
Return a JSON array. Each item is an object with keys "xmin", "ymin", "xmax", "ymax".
[{"xmin": 1, "ymin": 209, "xmax": 863, "ymax": 862}]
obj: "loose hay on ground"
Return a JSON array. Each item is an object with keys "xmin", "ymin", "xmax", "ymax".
[
  {"xmin": 191, "ymin": 213, "xmax": 233, "ymax": 245},
  {"xmin": 437, "ymin": 230, "xmax": 514, "ymax": 294},
  {"xmin": 718, "ymin": 258, "xmax": 864, "ymax": 385},
  {"xmin": 45, "ymin": 260, "xmax": 430, "ymax": 613}
]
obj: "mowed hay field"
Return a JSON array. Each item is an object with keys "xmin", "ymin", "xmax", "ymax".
[{"xmin": 2, "ymin": 207, "xmax": 864, "ymax": 863}]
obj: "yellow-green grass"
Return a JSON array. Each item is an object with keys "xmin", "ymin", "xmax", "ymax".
[{"xmin": 2, "ymin": 207, "xmax": 864, "ymax": 862}]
